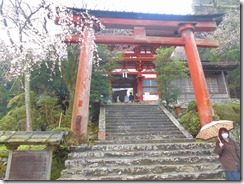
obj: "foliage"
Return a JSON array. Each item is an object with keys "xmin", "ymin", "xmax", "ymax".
[
  {"xmin": 187, "ymin": 100, "xmax": 197, "ymax": 111},
  {"xmin": 50, "ymin": 128, "xmax": 80, "ymax": 147},
  {"xmin": 0, "ymin": 145, "xmax": 8, "ymax": 180},
  {"xmin": 17, "ymin": 145, "xmax": 46, "ymax": 150},
  {"xmin": 51, "ymin": 147, "xmax": 69, "ymax": 180},
  {"xmin": 180, "ymin": 111, "xmax": 201, "ymax": 137},
  {"xmin": 49, "ymin": 128, "xmax": 79, "ymax": 180},
  {"xmin": 210, "ymin": 8, "xmax": 241, "ymax": 98},
  {"xmin": 209, "ymin": 9, "xmax": 240, "ymax": 98},
  {"xmin": 91, "ymin": 44, "xmax": 122, "ymax": 105},
  {"xmin": 210, "ymin": 10, "xmax": 240, "ymax": 60},
  {"xmin": 34, "ymin": 94, "xmax": 62, "ymax": 130},
  {"xmin": 0, "ymin": 92, "xmax": 66, "ymax": 131},
  {"xmin": 179, "ymin": 101, "xmax": 240, "ymax": 138},
  {"xmin": 154, "ymin": 47, "xmax": 188, "ymax": 109},
  {"xmin": 213, "ymin": 103, "xmax": 240, "ymax": 125},
  {"xmin": 180, "ymin": 100, "xmax": 201, "ymax": 136},
  {"xmin": 0, "ymin": 79, "xmax": 10, "ymax": 119},
  {"xmin": 0, "ymin": 92, "xmax": 36, "ymax": 131},
  {"xmin": 30, "ymin": 61, "xmax": 69, "ymax": 97},
  {"xmin": 90, "ymin": 72, "xmax": 110, "ymax": 105},
  {"xmin": 87, "ymin": 123, "xmax": 99, "ymax": 144},
  {"xmin": 90, "ymin": 45, "xmax": 121, "ymax": 125},
  {"xmin": 226, "ymin": 65, "xmax": 240, "ymax": 98},
  {"xmin": 213, "ymin": 102, "xmax": 240, "ymax": 142},
  {"xmin": 60, "ymin": 45, "xmax": 80, "ymax": 110},
  {"xmin": 95, "ymin": 44, "xmax": 122, "ymax": 75},
  {"xmin": 193, "ymin": 1, "xmax": 240, "ymax": 99}
]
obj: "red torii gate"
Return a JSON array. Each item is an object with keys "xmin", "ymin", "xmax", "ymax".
[{"xmin": 57, "ymin": 9, "xmax": 223, "ymax": 142}]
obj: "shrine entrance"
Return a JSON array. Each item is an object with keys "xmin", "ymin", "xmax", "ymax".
[
  {"xmin": 111, "ymin": 74, "xmax": 136, "ymax": 102},
  {"xmin": 57, "ymin": 8, "xmax": 224, "ymax": 142}
]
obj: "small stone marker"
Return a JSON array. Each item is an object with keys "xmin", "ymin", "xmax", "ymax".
[{"xmin": 6, "ymin": 150, "xmax": 52, "ymax": 180}]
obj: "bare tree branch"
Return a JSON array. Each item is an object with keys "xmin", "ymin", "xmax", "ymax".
[{"xmin": 0, "ymin": 0, "xmax": 15, "ymax": 45}]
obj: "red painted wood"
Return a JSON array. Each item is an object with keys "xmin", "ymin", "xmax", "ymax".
[
  {"xmin": 134, "ymin": 27, "xmax": 146, "ymax": 37},
  {"xmin": 71, "ymin": 28, "xmax": 95, "ymax": 142},
  {"xmin": 179, "ymin": 24, "xmax": 215, "ymax": 126},
  {"xmin": 137, "ymin": 72, "xmax": 144, "ymax": 102},
  {"xmin": 63, "ymin": 34, "xmax": 219, "ymax": 48},
  {"xmin": 69, "ymin": 16, "xmax": 217, "ymax": 32},
  {"xmin": 99, "ymin": 18, "xmax": 217, "ymax": 32}
]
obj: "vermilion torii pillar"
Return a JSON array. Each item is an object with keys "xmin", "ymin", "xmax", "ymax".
[
  {"xmin": 137, "ymin": 72, "xmax": 144, "ymax": 102},
  {"xmin": 71, "ymin": 27, "xmax": 95, "ymax": 142},
  {"xmin": 178, "ymin": 24, "xmax": 215, "ymax": 126},
  {"xmin": 136, "ymin": 61, "xmax": 144, "ymax": 102}
]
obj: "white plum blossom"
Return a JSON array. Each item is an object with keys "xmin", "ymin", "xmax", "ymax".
[{"xmin": 0, "ymin": 0, "xmax": 104, "ymax": 79}]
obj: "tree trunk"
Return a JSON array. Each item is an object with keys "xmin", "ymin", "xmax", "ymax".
[{"xmin": 24, "ymin": 71, "xmax": 32, "ymax": 131}]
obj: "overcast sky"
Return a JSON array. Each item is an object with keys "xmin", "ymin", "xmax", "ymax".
[{"xmin": 57, "ymin": 0, "xmax": 194, "ymax": 15}]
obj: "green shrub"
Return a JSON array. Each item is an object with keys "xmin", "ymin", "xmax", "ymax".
[
  {"xmin": 213, "ymin": 103, "xmax": 240, "ymax": 142},
  {"xmin": 180, "ymin": 110, "xmax": 201, "ymax": 137},
  {"xmin": 49, "ymin": 128, "xmax": 79, "ymax": 180},
  {"xmin": 179, "ymin": 101, "xmax": 240, "ymax": 139},
  {"xmin": 0, "ymin": 145, "xmax": 8, "ymax": 180},
  {"xmin": 213, "ymin": 103, "xmax": 240, "ymax": 125},
  {"xmin": 187, "ymin": 100, "xmax": 197, "ymax": 111}
]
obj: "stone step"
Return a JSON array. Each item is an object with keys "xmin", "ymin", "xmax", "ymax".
[
  {"xmin": 68, "ymin": 148, "xmax": 215, "ymax": 159},
  {"xmin": 64, "ymin": 155, "xmax": 219, "ymax": 169},
  {"xmin": 106, "ymin": 107, "xmax": 163, "ymax": 111},
  {"xmin": 58, "ymin": 104, "xmax": 224, "ymax": 180},
  {"xmin": 106, "ymin": 125, "xmax": 180, "ymax": 130},
  {"xmin": 106, "ymin": 112, "xmax": 166, "ymax": 115},
  {"xmin": 105, "ymin": 131, "xmax": 184, "ymax": 136},
  {"xmin": 97, "ymin": 138, "xmax": 196, "ymax": 144},
  {"xmin": 69, "ymin": 142, "xmax": 215, "ymax": 153},
  {"xmin": 106, "ymin": 110, "xmax": 161, "ymax": 113},
  {"xmin": 73, "ymin": 163, "xmax": 222, "ymax": 177},
  {"xmin": 106, "ymin": 104, "xmax": 159, "ymax": 106},
  {"xmin": 106, "ymin": 115, "xmax": 170, "ymax": 122},
  {"xmin": 106, "ymin": 119, "xmax": 170, "ymax": 123},
  {"xmin": 106, "ymin": 120, "xmax": 172, "ymax": 125},
  {"xmin": 106, "ymin": 120, "xmax": 175, "ymax": 127},
  {"xmin": 59, "ymin": 169, "xmax": 224, "ymax": 180},
  {"xmin": 105, "ymin": 134, "xmax": 186, "ymax": 141},
  {"xmin": 106, "ymin": 110, "xmax": 162, "ymax": 113},
  {"xmin": 105, "ymin": 123, "xmax": 175, "ymax": 128},
  {"xmin": 106, "ymin": 129, "xmax": 183, "ymax": 134}
]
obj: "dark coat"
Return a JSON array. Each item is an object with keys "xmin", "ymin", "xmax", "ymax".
[{"xmin": 213, "ymin": 138, "xmax": 240, "ymax": 171}]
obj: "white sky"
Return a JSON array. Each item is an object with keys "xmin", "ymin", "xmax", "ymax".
[{"xmin": 58, "ymin": 0, "xmax": 194, "ymax": 15}]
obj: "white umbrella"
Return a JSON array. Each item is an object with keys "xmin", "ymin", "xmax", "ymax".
[{"xmin": 196, "ymin": 120, "xmax": 234, "ymax": 140}]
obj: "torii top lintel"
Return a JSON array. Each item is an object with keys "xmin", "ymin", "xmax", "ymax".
[{"xmin": 65, "ymin": 8, "xmax": 224, "ymax": 47}]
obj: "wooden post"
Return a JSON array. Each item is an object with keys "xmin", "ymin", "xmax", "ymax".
[
  {"xmin": 71, "ymin": 27, "xmax": 95, "ymax": 142},
  {"xmin": 178, "ymin": 24, "xmax": 215, "ymax": 126},
  {"xmin": 137, "ymin": 72, "xmax": 144, "ymax": 102}
]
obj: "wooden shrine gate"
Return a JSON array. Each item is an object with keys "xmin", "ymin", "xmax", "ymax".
[{"xmin": 56, "ymin": 9, "xmax": 224, "ymax": 142}]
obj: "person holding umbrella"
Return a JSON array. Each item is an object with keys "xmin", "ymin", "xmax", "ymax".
[{"xmin": 213, "ymin": 127, "xmax": 240, "ymax": 180}]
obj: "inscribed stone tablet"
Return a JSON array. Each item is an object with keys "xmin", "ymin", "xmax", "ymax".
[{"xmin": 7, "ymin": 150, "xmax": 51, "ymax": 180}]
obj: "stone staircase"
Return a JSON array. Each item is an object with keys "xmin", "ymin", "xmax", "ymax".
[
  {"xmin": 104, "ymin": 104, "xmax": 189, "ymax": 143},
  {"xmin": 58, "ymin": 104, "xmax": 224, "ymax": 180}
]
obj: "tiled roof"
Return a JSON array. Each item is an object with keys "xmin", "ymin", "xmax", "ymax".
[
  {"xmin": 69, "ymin": 8, "xmax": 224, "ymax": 25},
  {"xmin": 197, "ymin": 62, "xmax": 238, "ymax": 71}
]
